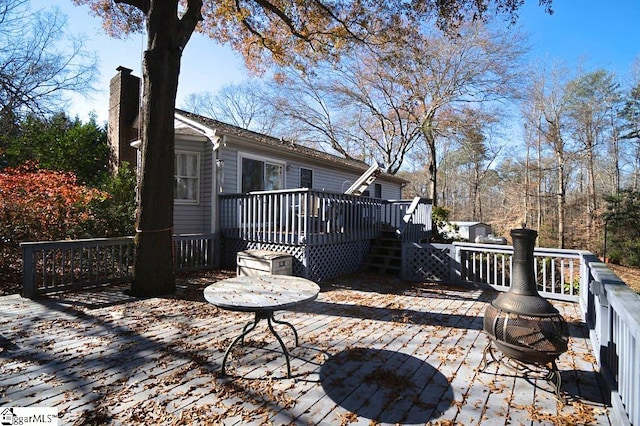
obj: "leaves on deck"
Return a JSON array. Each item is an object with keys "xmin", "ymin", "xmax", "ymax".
[{"xmin": 0, "ymin": 270, "xmax": 611, "ymax": 425}]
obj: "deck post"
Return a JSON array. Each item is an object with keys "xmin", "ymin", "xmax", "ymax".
[
  {"xmin": 21, "ymin": 243, "xmax": 36, "ymax": 298},
  {"xmin": 451, "ymin": 244, "xmax": 463, "ymax": 284}
]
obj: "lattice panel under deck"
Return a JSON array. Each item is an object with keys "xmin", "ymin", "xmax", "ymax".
[
  {"xmin": 221, "ymin": 239, "xmax": 250, "ymax": 269},
  {"xmin": 306, "ymin": 241, "xmax": 370, "ymax": 282},
  {"xmin": 221, "ymin": 238, "xmax": 369, "ymax": 282},
  {"xmin": 403, "ymin": 244, "xmax": 452, "ymax": 282}
]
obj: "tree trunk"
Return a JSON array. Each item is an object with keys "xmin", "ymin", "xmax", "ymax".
[
  {"xmin": 556, "ymin": 153, "xmax": 565, "ymax": 249},
  {"xmin": 131, "ymin": 50, "xmax": 181, "ymax": 296},
  {"xmin": 611, "ymin": 113, "xmax": 620, "ymax": 194},
  {"xmin": 586, "ymin": 136, "xmax": 597, "ymax": 244},
  {"xmin": 472, "ymin": 167, "xmax": 480, "ymax": 220},
  {"xmin": 425, "ymin": 131, "xmax": 438, "ymax": 207},
  {"xmin": 131, "ymin": 2, "xmax": 184, "ymax": 296},
  {"xmin": 537, "ymin": 125, "xmax": 543, "ymax": 232}
]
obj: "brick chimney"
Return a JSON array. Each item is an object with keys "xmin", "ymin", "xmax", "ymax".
[{"xmin": 108, "ymin": 66, "xmax": 140, "ymax": 172}]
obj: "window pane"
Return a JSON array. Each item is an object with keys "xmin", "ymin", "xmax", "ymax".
[
  {"xmin": 175, "ymin": 177, "xmax": 187, "ymax": 199},
  {"xmin": 266, "ymin": 163, "xmax": 283, "ymax": 190},
  {"xmin": 242, "ymin": 157, "xmax": 264, "ymax": 192},
  {"xmin": 176, "ymin": 153, "xmax": 185, "ymax": 175},
  {"xmin": 186, "ymin": 178, "xmax": 197, "ymax": 199},
  {"xmin": 300, "ymin": 168, "xmax": 313, "ymax": 188},
  {"xmin": 174, "ymin": 152, "xmax": 199, "ymax": 202},
  {"xmin": 187, "ymin": 155, "xmax": 198, "ymax": 177}
]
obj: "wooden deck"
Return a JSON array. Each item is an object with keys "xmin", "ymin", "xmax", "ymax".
[{"xmin": 0, "ymin": 272, "xmax": 611, "ymax": 425}]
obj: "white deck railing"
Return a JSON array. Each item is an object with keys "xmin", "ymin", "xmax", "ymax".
[
  {"xmin": 581, "ymin": 255, "xmax": 640, "ymax": 426},
  {"xmin": 220, "ymin": 189, "xmax": 380, "ymax": 245},
  {"xmin": 21, "ymin": 237, "xmax": 134, "ymax": 298},
  {"xmin": 219, "ymin": 189, "xmax": 431, "ymax": 245},
  {"xmin": 383, "ymin": 197, "xmax": 432, "ymax": 243},
  {"xmin": 452, "ymin": 242, "xmax": 584, "ymax": 301}
]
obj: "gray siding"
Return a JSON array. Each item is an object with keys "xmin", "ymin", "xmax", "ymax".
[
  {"xmin": 173, "ymin": 136, "xmax": 213, "ymax": 234},
  {"xmin": 217, "ymin": 139, "xmax": 403, "ymax": 198},
  {"xmin": 218, "ymin": 146, "xmax": 239, "ymax": 193}
]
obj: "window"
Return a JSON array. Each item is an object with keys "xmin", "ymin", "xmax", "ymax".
[
  {"xmin": 300, "ymin": 168, "xmax": 313, "ymax": 188},
  {"xmin": 363, "ymin": 184, "xmax": 382, "ymax": 198},
  {"xmin": 374, "ymin": 183, "xmax": 382, "ymax": 198},
  {"xmin": 241, "ymin": 155, "xmax": 284, "ymax": 192},
  {"xmin": 175, "ymin": 152, "xmax": 200, "ymax": 204}
]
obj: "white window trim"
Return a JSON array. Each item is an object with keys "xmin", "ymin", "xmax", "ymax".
[
  {"xmin": 175, "ymin": 150, "xmax": 201, "ymax": 205},
  {"xmin": 237, "ymin": 151, "xmax": 286, "ymax": 192}
]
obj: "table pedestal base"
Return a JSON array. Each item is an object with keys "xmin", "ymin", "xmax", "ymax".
[{"xmin": 222, "ymin": 310, "xmax": 298, "ymax": 378}]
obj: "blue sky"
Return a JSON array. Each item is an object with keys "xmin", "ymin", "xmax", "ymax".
[{"xmin": 33, "ymin": 1, "xmax": 640, "ymax": 124}]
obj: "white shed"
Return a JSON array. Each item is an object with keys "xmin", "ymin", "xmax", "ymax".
[{"xmin": 450, "ymin": 221, "xmax": 492, "ymax": 242}]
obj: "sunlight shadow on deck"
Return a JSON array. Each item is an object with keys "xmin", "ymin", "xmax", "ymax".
[
  {"xmin": 320, "ymin": 348, "xmax": 453, "ymax": 424},
  {"xmin": 42, "ymin": 283, "xmax": 137, "ymax": 309},
  {"xmin": 560, "ymin": 370, "xmax": 610, "ymax": 405},
  {"xmin": 293, "ymin": 300, "xmax": 485, "ymax": 330}
]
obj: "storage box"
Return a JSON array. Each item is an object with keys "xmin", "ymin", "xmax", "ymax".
[{"xmin": 236, "ymin": 250, "xmax": 292, "ymax": 276}]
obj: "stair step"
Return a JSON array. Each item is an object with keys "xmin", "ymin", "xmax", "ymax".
[
  {"xmin": 377, "ymin": 234, "xmax": 400, "ymax": 240},
  {"xmin": 363, "ymin": 235, "xmax": 404, "ymax": 274},
  {"xmin": 362, "ymin": 262, "xmax": 402, "ymax": 272},
  {"xmin": 368, "ymin": 254, "xmax": 402, "ymax": 261}
]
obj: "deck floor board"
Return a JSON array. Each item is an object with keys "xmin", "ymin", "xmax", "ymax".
[{"xmin": 0, "ymin": 274, "xmax": 611, "ymax": 425}]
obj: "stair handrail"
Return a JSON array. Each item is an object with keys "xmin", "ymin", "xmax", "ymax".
[
  {"xmin": 402, "ymin": 197, "xmax": 422, "ymax": 224},
  {"xmin": 344, "ymin": 163, "xmax": 383, "ymax": 196}
]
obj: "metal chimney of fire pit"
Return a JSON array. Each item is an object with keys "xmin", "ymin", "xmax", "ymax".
[
  {"xmin": 492, "ymin": 228, "xmax": 559, "ymax": 317},
  {"xmin": 482, "ymin": 227, "xmax": 569, "ymax": 395}
]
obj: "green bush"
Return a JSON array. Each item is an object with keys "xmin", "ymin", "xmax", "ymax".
[
  {"xmin": 85, "ymin": 164, "xmax": 137, "ymax": 237},
  {"xmin": 603, "ymin": 190, "xmax": 640, "ymax": 267}
]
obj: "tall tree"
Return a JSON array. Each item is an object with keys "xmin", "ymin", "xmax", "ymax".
[
  {"xmin": 565, "ymin": 70, "xmax": 621, "ymax": 240},
  {"xmin": 524, "ymin": 64, "xmax": 572, "ymax": 248},
  {"xmin": 621, "ymin": 81, "xmax": 640, "ymax": 189},
  {"xmin": 75, "ymin": 0, "xmax": 552, "ymax": 296},
  {"xmin": 451, "ymin": 108, "xmax": 502, "ymax": 221},
  {"xmin": 398, "ymin": 23, "xmax": 527, "ymax": 206},
  {"xmin": 272, "ymin": 50, "xmax": 425, "ymax": 173},
  {"xmin": 0, "ymin": 0, "xmax": 97, "ymax": 126},
  {"xmin": 182, "ymin": 81, "xmax": 279, "ymax": 135},
  {"xmin": 271, "ymin": 22, "xmax": 527, "ymax": 187}
]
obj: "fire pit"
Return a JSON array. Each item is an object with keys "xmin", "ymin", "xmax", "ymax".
[{"xmin": 482, "ymin": 227, "xmax": 568, "ymax": 396}]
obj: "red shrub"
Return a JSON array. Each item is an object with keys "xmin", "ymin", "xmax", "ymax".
[{"xmin": 0, "ymin": 162, "xmax": 106, "ymax": 294}]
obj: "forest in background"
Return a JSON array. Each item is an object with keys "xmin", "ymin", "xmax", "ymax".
[
  {"xmin": 182, "ymin": 22, "xmax": 640, "ymax": 260},
  {"xmin": 1, "ymin": 0, "xmax": 639, "ymax": 286}
]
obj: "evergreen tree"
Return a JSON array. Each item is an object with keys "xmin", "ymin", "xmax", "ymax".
[
  {"xmin": 3, "ymin": 113, "xmax": 109, "ymax": 187},
  {"xmin": 603, "ymin": 190, "xmax": 640, "ymax": 266}
]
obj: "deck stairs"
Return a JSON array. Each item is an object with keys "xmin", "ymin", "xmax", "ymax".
[{"xmin": 362, "ymin": 229, "xmax": 402, "ymax": 274}]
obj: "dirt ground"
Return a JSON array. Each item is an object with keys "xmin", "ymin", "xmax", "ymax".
[{"xmin": 606, "ymin": 264, "xmax": 640, "ymax": 294}]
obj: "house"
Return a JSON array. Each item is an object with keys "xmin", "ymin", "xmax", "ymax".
[{"xmin": 109, "ymin": 67, "xmax": 430, "ymax": 281}]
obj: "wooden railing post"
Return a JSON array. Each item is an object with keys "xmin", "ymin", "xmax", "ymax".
[{"xmin": 21, "ymin": 243, "xmax": 36, "ymax": 298}]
